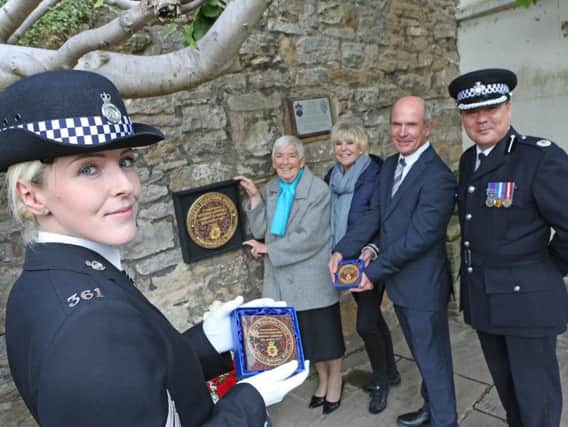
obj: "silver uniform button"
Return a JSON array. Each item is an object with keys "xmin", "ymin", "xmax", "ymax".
[
  {"xmin": 465, "ymin": 213, "xmax": 472, "ymax": 220},
  {"xmin": 513, "ymin": 285, "xmax": 520, "ymax": 292},
  {"xmin": 467, "ymin": 267, "xmax": 473, "ymax": 273},
  {"xmin": 464, "ymin": 241, "xmax": 470, "ymax": 247},
  {"xmin": 468, "ymin": 185, "xmax": 475, "ymax": 193}
]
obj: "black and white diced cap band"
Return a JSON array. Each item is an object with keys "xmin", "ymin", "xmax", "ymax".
[
  {"xmin": 1, "ymin": 115, "xmax": 134, "ymax": 145},
  {"xmin": 457, "ymin": 82, "xmax": 510, "ymax": 111},
  {"xmin": 0, "ymin": 91, "xmax": 133, "ymax": 145}
]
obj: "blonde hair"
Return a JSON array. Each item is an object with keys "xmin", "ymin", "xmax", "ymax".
[
  {"xmin": 6, "ymin": 160, "xmax": 47, "ymax": 243},
  {"xmin": 330, "ymin": 121, "xmax": 369, "ymax": 154}
]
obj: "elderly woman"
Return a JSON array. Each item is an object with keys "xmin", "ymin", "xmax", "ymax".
[
  {"xmin": 236, "ymin": 136, "xmax": 345, "ymax": 415},
  {"xmin": 2, "ymin": 70, "xmax": 308, "ymax": 427},
  {"xmin": 326, "ymin": 122, "xmax": 400, "ymax": 415}
]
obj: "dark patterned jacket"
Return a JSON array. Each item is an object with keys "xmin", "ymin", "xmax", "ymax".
[
  {"xmin": 457, "ymin": 127, "xmax": 568, "ymax": 337},
  {"xmin": 6, "ymin": 243, "xmax": 266, "ymax": 426}
]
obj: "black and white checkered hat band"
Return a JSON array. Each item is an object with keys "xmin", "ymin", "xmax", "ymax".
[
  {"xmin": 457, "ymin": 83, "xmax": 509, "ymax": 102},
  {"xmin": 458, "ymin": 95, "xmax": 509, "ymax": 111},
  {"xmin": 0, "ymin": 115, "xmax": 133, "ymax": 145}
]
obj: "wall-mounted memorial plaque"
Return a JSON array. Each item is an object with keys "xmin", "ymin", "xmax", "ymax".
[
  {"xmin": 172, "ymin": 180, "xmax": 245, "ymax": 263},
  {"xmin": 288, "ymin": 96, "xmax": 334, "ymax": 138}
]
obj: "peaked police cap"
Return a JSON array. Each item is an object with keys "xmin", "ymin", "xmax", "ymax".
[
  {"xmin": 448, "ymin": 68, "xmax": 517, "ymax": 111},
  {"xmin": 0, "ymin": 70, "xmax": 164, "ymax": 171}
]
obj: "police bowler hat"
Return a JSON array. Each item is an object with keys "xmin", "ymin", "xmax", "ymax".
[
  {"xmin": 448, "ymin": 68, "xmax": 517, "ymax": 111},
  {"xmin": 0, "ymin": 70, "xmax": 164, "ymax": 172}
]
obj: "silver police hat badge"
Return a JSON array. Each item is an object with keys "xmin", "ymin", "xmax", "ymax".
[{"xmin": 100, "ymin": 92, "xmax": 122, "ymax": 124}]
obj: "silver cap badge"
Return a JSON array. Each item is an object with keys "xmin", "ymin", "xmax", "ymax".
[{"xmin": 100, "ymin": 92, "xmax": 122, "ymax": 124}]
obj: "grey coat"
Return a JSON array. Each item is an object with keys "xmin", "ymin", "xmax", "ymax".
[{"xmin": 245, "ymin": 167, "xmax": 339, "ymax": 311}]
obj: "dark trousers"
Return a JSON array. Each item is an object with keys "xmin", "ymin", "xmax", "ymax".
[
  {"xmin": 395, "ymin": 305, "xmax": 458, "ymax": 427},
  {"xmin": 353, "ymin": 285, "xmax": 397, "ymax": 385},
  {"xmin": 477, "ymin": 331, "xmax": 562, "ymax": 427}
]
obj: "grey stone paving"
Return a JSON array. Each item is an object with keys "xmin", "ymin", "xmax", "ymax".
[{"xmin": 269, "ymin": 316, "xmax": 568, "ymax": 427}]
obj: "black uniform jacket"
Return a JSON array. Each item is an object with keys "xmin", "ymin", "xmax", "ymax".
[
  {"xmin": 457, "ymin": 127, "xmax": 568, "ymax": 337},
  {"xmin": 6, "ymin": 243, "xmax": 266, "ymax": 426}
]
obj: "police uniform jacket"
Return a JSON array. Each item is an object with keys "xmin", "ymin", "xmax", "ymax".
[
  {"xmin": 6, "ymin": 243, "xmax": 266, "ymax": 427},
  {"xmin": 457, "ymin": 127, "xmax": 568, "ymax": 337}
]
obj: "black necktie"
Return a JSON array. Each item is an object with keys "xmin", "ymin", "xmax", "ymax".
[{"xmin": 475, "ymin": 152, "xmax": 486, "ymax": 171}]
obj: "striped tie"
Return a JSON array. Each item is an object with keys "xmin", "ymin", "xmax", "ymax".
[{"xmin": 391, "ymin": 157, "xmax": 406, "ymax": 196}]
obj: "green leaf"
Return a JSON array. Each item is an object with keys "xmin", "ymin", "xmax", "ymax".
[
  {"xmin": 515, "ymin": 0, "xmax": 538, "ymax": 7},
  {"xmin": 182, "ymin": 23, "xmax": 197, "ymax": 48},
  {"xmin": 200, "ymin": 4, "xmax": 222, "ymax": 18},
  {"xmin": 193, "ymin": 16, "xmax": 214, "ymax": 41},
  {"xmin": 94, "ymin": 0, "xmax": 104, "ymax": 7}
]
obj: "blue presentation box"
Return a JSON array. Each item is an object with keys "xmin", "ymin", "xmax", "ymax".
[
  {"xmin": 231, "ymin": 306, "xmax": 305, "ymax": 379},
  {"xmin": 334, "ymin": 258, "xmax": 364, "ymax": 289}
]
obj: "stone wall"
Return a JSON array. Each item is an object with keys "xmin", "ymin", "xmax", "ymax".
[{"xmin": 0, "ymin": 0, "xmax": 461, "ymax": 424}]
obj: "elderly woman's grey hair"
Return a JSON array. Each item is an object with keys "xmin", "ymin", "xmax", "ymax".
[{"xmin": 271, "ymin": 135, "xmax": 305, "ymax": 159}]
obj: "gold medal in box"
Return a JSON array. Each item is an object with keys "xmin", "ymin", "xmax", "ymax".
[
  {"xmin": 172, "ymin": 180, "xmax": 245, "ymax": 263},
  {"xmin": 334, "ymin": 259, "xmax": 364, "ymax": 289},
  {"xmin": 231, "ymin": 307, "xmax": 305, "ymax": 378}
]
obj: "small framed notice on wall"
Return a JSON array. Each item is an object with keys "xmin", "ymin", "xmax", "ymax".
[{"xmin": 288, "ymin": 96, "xmax": 334, "ymax": 138}]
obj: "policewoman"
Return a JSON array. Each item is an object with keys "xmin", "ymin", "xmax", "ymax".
[
  {"xmin": 450, "ymin": 68, "xmax": 568, "ymax": 427},
  {"xmin": 1, "ymin": 70, "xmax": 308, "ymax": 427}
]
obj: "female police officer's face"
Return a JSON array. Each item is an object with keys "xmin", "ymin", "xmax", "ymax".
[{"xmin": 28, "ymin": 148, "xmax": 140, "ymax": 246}]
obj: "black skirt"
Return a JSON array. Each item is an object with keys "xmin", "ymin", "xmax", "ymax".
[{"xmin": 296, "ymin": 302, "xmax": 345, "ymax": 363}]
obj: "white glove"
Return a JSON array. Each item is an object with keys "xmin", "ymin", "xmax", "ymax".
[
  {"xmin": 240, "ymin": 360, "xmax": 310, "ymax": 406},
  {"xmin": 202, "ymin": 296, "xmax": 286, "ymax": 353}
]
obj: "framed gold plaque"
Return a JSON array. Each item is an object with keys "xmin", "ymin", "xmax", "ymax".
[{"xmin": 173, "ymin": 180, "xmax": 245, "ymax": 263}]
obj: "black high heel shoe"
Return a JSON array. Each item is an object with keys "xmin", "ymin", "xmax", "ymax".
[
  {"xmin": 308, "ymin": 395, "xmax": 326, "ymax": 408},
  {"xmin": 322, "ymin": 383, "xmax": 344, "ymax": 415}
]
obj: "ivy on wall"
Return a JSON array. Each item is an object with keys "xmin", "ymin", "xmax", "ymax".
[
  {"xmin": 516, "ymin": 0, "xmax": 538, "ymax": 6},
  {"xmin": 0, "ymin": 0, "xmax": 96, "ymax": 48}
]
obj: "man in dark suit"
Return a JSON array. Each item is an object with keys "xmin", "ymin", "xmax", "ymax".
[
  {"xmin": 352, "ymin": 96, "xmax": 458, "ymax": 427},
  {"xmin": 450, "ymin": 68, "xmax": 568, "ymax": 427}
]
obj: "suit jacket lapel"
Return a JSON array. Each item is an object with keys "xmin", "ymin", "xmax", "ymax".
[
  {"xmin": 383, "ymin": 146, "xmax": 434, "ymax": 223},
  {"xmin": 380, "ymin": 155, "xmax": 396, "ymax": 217}
]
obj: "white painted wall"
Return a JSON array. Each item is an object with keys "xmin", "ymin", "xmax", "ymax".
[{"xmin": 456, "ymin": 0, "xmax": 568, "ymax": 151}]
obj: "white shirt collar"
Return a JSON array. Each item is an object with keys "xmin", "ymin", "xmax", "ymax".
[
  {"xmin": 398, "ymin": 141, "xmax": 430, "ymax": 180},
  {"xmin": 36, "ymin": 231, "xmax": 122, "ymax": 270},
  {"xmin": 476, "ymin": 145, "xmax": 496, "ymax": 158}
]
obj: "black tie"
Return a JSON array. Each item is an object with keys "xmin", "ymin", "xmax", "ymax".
[{"xmin": 475, "ymin": 152, "xmax": 486, "ymax": 171}]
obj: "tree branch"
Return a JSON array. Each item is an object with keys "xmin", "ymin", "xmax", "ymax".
[
  {"xmin": 7, "ymin": 0, "xmax": 60, "ymax": 45},
  {"xmin": 180, "ymin": 0, "xmax": 205, "ymax": 13},
  {"xmin": 0, "ymin": 0, "xmax": 273, "ymax": 97},
  {"xmin": 106, "ymin": 0, "xmax": 139, "ymax": 9},
  {"xmin": 43, "ymin": 1, "xmax": 156, "ymax": 69},
  {"xmin": 0, "ymin": 0, "xmax": 42, "ymax": 42}
]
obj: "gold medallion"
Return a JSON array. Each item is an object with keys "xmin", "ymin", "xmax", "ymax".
[
  {"xmin": 244, "ymin": 316, "xmax": 295, "ymax": 368},
  {"xmin": 337, "ymin": 263, "xmax": 361, "ymax": 286},
  {"xmin": 186, "ymin": 192, "xmax": 238, "ymax": 249}
]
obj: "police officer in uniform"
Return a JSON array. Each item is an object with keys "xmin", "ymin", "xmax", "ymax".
[
  {"xmin": 1, "ymin": 70, "xmax": 308, "ymax": 427},
  {"xmin": 449, "ymin": 68, "xmax": 568, "ymax": 427}
]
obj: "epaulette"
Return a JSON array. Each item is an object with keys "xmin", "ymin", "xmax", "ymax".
[{"xmin": 516, "ymin": 134, "xmax": 556, "ymax": 150}]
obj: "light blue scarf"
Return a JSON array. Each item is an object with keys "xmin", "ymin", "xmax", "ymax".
[
  {"xmin": 329, "ymin": 154, "xmax": 371, "ymax": 248},
  {"xmin": 270, "ymin": 168, "xmax": 304, "ymax": 236}
]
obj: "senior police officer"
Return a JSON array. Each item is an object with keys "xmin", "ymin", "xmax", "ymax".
[{"xmin": 450, "ymin": 68, "xmax": 568, "ymax": 427}]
